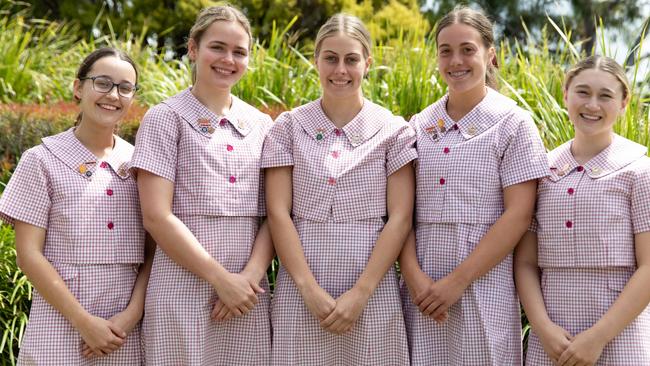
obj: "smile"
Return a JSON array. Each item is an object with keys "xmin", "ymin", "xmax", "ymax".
[
  {"xmin": 97, "ymin": 103, "xmax": 119, "ymax": 111},
  {"xmin": 448, "ymin": 70, "xmax": 470, "ymax": 78},
  {"xmin": 580, "ymin": 113, "xmax": 601, "ymax": 121},
  {"xmin": 330, "ymin": 79, "xmax": 351, "ymax": 86},
  {"xmin": 213, "ymin": 66, "xmax": 235, "ymax": 75}
]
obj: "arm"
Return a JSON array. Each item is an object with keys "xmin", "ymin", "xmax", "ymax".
[
  {"xmin": 415, "ymin": 179, "xmax": 538, "ymax": 318},
  {"xmin": 321, "ymin": 163, "xmax": 415, "ymax": 334},
  {"xmin": 514, "ymin": 231, "xmax": 572, "ymax": 362},
  {"xmin": 558, "ymin": 232, "xmax": 650, "ymax": 366},
  {"xmin": 14, "ymin": 221, "xmax": 125, "ymax": 357},
  {"xmin": 265, "ymin": 166, "xmax": 336, "ymax": 321},
  {"xmin": 137, "ymin": 170, "xmax": 261, "ymax": 317}
]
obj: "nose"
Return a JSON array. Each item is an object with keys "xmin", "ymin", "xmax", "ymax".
[
  {"xmin": 106, "ymin": 85, "xmax": 120, "ymax": 99},
  {"xmin": 334, "ymin": 59, "xmax": 347, "ymax": 75},
  {"xmin": 221, "ymin": 51, "xmax": 235, "ymax": 64},
  {"xmin": 449, "ymin": 51, "xmax": 462, "ymax": 66},
  {"xmin": 585, "ymin": 96, "xmax": 600, "ymax": 110}
]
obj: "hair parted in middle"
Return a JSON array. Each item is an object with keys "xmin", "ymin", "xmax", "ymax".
[
  {"xmin": 187, "ymin": 4, "xmax": 252, "ymax": 84},
  {"xmin": 435, "ymin": 6, "xmax": 499, "ymax": 89},
  {"xmin": 314, "ymin": 13, "xmax": 372, "ymax": 59},
  {"xmin": 564, "ymin": 55, "xmax": 631, "ymax": 100}
]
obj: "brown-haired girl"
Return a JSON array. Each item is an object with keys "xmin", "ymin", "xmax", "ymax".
[
  {"xmin": 131, "ymin": 5, "xmax": 274, "ymax": 365},
  {"xmin": 263, "ymin": 13, "xmax": 414, "ymax": 365},
  {"xmin": 0, "ymin": 47, "xmax": 153, "ymax": 364},
  {"xmin": 399, "ymin": 6, "xmax": 549, "ymax": 365},
  {"xmin": 515, "ymin": 55, "xmax": 650, "ymax": 365}
]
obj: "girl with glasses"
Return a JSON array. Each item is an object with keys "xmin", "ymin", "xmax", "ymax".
[{"xmin": 0, "ymin": 47, "xmax": 153, "ymax": 364}]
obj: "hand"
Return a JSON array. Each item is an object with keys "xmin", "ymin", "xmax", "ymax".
[
  {"xmin": 76, "ymin": 314, "xmax": 125, "ymax": 358},
  {"xmin": 320, "ymin": 287, "xmax": 370, "ymax": 335},
  {"xmin": 82, "ymin": 309, "xmax": 140, "ymax": 357},
  {"xmin": 212, "ymin": 270, "xmax": 265, "ymax": 322},
  {"xmin": 212, "ymin": 272, "xmax": 264, "ymax": 318},
  {"xmin": 414, "ymin": 272, "xmax": 467, "ymax": 321},
  {"xmin": 557, "ymin": 328, "xmax": 606, "ymax": 366},
  {"xmin": 535, "ymin": 321, "xmax": 572, "ymax": 363},
  {"xmin": 299, "ymin": 284, "xmax": 336, "ymax": 322},
  {"xmin": 403, "ymin": 269, "xmax": 449, "ymax": 323}
]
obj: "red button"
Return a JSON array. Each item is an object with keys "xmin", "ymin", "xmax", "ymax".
[
  {"xmin": 576, "ymin": 166, "xmax": 584, "ymax": 172},
  {"xmin": 567, "ymin": 188, "xmax": 575, "ymax": 195},
  {"xmin": 334, "ymin": 129, "xmax": 341, "ymax": 136},
  {"xmin": 452, "ymin": 124, "xmax": 459, "ymax": 130},
  {"xmin": 219, "ymin": 118, "xmax": 228, "ymax": 126},
  {"xmin": 100, "ymin": 162, "xmax": 108, "ymax": 169},
  {"xmin": 565, "ymin": 220, "xmax": 573, "ymax": 228},
  {"xmin": 328, "ymin": 177, "xmax": 337, "ymax": 185},
  {"xmin": 106, "ymin": 189, "xmax": 113, "ymax": 196},
  {"xmin": 229, "ymin": 176, "xmax": 236, "ymax": 183},
  {"xmin": 331, "ymin": 151, "xmax": 340, "ymax": 159},
  {"xmin": 107, "ymin": 222, "xmax": 114, "ymax": 230},
  {"xmin": 440, "ymin": 178, "xmax": 446, "ymax": 185},
  {"xmin": 443, "ymin": 147, "xmax": 450, "ymax": 154},
  {"xmin": 226, "ymin": 144, "xmax": 234, "ymax": 152}
]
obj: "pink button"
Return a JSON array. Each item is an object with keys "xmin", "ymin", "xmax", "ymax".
[
  {"xmin": 443, "ymin": 147, "xmax": 450, "ymax": 154},
  {"xmin": 576, "ymin": 166, "xmax": 584, "ymax": 172},
  {"xmin": 328, "ymin": 177, "xmax": 337, "ymax": 185},
  {"xmin": 331, "ymin": 151, "xmax": 340, "ymax": 159},
  {"xmin": 334, "ymin": 129, "xmax": 341, "ymax": 136},
  {"xmin": 565, "ymin": 220, "xmax": 573, "ymax": 228},
  {"xmin": 107, "ymin": 222, "xmax": 114, "ymax": 230},
  {"xmin": 567, "ymin": 188, "xmax": 575, "ymax": 195},
  {"xmin": 439, "ymin": 178, "xmax": 446, "ymax": 185},
  {"xmin": 226, "ymin": 144, "xmax": 234, "ymax": 152},
  {"xmin": 219, "ymin": 118, "xmax": 228, "ymax": 126},
  {"xmin": 100, "ymin": 162, "xmax": 108, "ymax": 169},
  {"xmin": 106, "ymin": 189, "xmax": 113, "ymax": 196},
  {"xmin": 229, "ymin": 176, "xmax": 236, "ymax": 184}
]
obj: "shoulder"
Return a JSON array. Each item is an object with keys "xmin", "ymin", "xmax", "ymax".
[
  {"xmin": 409, "ymin": 98, "xmax": 445, "ymax": 129},
  {"xmin": 232, "ymin": 95, "xmax": 273, "ymax": 127}
]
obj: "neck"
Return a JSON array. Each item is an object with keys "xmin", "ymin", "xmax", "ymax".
[
  {"xmin": 446, "ymin": 85, "xmax": 487, "ymax": 121},
  {"xmin": 191, "ymin": 82, "xmax": 232, "ymax": 116},
  {"xmin": 74, "ymin": 120, "xmax": 115, "ymax": 159},
  {"xmin": 571, "ymin": 130, "xmax": 613, "ymax": 164},
  {"xmin": 321, "ymin": 92, "xmax": 364, "ymax": 128}
]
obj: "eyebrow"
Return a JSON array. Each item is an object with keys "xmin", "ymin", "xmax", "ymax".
[
  {"xmin": 321, "ymin": 50, "xmax": 361, "ymax": 57},
  {"xmin": 92, "ymin": 74, "xmax": 135, "ymax": 84},
  {"xmin": 438, "ymin": 42, "xmax": 477, "ymax": 48},
  {"xmin": 207, "ymin": 40, "xmax": 248, "ymax": 51},
  {"xmin": 574, "ymin": 84, "xmax": 616, "ymax": 93}
]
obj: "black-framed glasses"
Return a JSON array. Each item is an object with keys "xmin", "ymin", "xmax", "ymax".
[{"xmin": 79, "ymin": 76, "xmax": 138, "ymax": 98}]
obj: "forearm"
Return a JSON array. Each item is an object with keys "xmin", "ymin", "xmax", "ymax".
[
  {"xmin": 242, "ymin": 220, "xmax": 275, "ymax": 282},
  {"xmin": 398, "ymin": 229, "xmax": 423, "ymax": 280},
  {"xmin": 267, "ymin": 212, "xmax": 317, "ymax": 291},
  {"xmin": 124, "ymin": 234, "xmax": 156, "ymax": 316},
  {"xmin": 591, "ymin": 264, "xmax": 650, "ymax": 343},
  {"xmin": 355, "ymin": 214, "xmax": 411, "ymax": 295},
  {"xmin": 143, "ymin": 212, "xmax": 227, "ymax": 285}
]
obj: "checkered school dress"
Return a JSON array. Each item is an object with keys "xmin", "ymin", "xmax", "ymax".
[
  {"xmin": 262, "ymin": 98, "xmax": 416, "ymax": 365},
  {"xmin": 131, "ymin": 88, "xmax": 272, "ymax": 365},
  {"xmin": 0, "ymin": 129, "xmax": 145, "ymax": 365},
  {"xmin": 402, "ymin": 88, "xmax": 549, "ymax": 365},
  {"xmin": 526, "ymin": 135, "xmax": 650, "ymax": 365}
]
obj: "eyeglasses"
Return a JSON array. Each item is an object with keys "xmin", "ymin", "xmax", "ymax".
[{"xmin": 79, "ymin": 76, "xmax": 138, "ymax": 98}]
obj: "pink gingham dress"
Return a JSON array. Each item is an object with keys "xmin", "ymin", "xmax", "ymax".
[
  {"xmin": 526, "ymin": 135, "xmax": 650, "ymax": 365},
  {"xmin": 0, "ymin": 128, "xmax": 145, "ymax": 365},
  {"xmin": 402, "ymin": 88, "xmax": 549, "ymax": 365},
  {"xmin": 130, "ymin": 88, "xmax": 272, "ymax": 365},
  {"xmin": 262, "ymin": 98, "xmax": 416, "ymax": 366}
]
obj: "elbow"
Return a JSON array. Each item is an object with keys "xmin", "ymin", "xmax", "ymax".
[{"xmin": 141, "ymin": 209, "xmax": 167, "ymax": 234}]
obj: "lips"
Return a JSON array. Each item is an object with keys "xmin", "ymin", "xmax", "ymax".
[
  {"xmin": 213, "ymin": 66, "xmax": 235, "ymax": 75},
  {"xmin": 330, "ymin": 79, "xmax": 351, "ymax": 86},
  {"xmin": 97, "ymin": 103, "xmax": 119, "ymax": 111},
  {"xmin": 448, "ymin": 70, "xmax": 470, "ymax": 78},
  {"xmin": 579, "ymin": 113, "xmax": 601, "ymax": 121}
]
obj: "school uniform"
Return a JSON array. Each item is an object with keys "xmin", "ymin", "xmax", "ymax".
[
  {"xmin": 403, "ymin": 88, "xmax": 549, "ymax": 365},
  {"xmin": 131, "ymin": 88, "xmax": 272, "ymax": 365},
  {"xmin": 0, "ymin": 128, "xmax": 145, "ymax": 365},
  {"xmin": 526, "ymin": 135, "xmax": 650, "ymax": 365},
  {"xmin": 262, "ymin": 98, "xmax": 416, "ymax": 366}
]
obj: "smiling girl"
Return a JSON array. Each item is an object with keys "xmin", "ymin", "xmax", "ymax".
[
  {"xmin": 0, "ymin": 47, "xmax": 153, "ymax": 364},
  {"xmin": 263, "ymin": 13, "xmax": 415, "ymax": 365},
  {"xmin": 398, "ymin": 6, "xmax": 548, "ymax": 365},
  {"xmin": 131, "ymin": 5, "xmax": 273, "ymax": 365},
  {"xmin": 515, "ymin": 56, "xmax": 650, "ymax": 365}
]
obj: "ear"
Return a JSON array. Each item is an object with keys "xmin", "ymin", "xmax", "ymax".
[
  {"xmin": 563, "ymin": 86, "xmax": 569, "ymax": 105},
  {"xmin": 621, "ymin": 94, "xmax": 630, "ymax": 110},
  {"xmin": 487, "ymin": 46, "xmax": 496, "ymax": 65},
  {"xmin": 364, "ymin": 56, "xmax": 373, "ymax": 74},
  {"xmin": 188, "ymin": 38, "xmax": 198, "ymax": 62},
  {"xmin": 73, "ymin": 79, "xmax": 82, "ymax": 101}
]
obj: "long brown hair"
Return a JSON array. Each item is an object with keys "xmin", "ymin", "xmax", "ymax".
[{"xmin": 565, "ymin": 55, "xmax": 630, "ymax": 100}]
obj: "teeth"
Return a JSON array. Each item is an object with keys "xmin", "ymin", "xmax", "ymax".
[
  {"xmin": 580, "ymin": 113, "xmax": 601, "ymax": 121},
  {"xmin": 98, "ymin": 104, "xmax": 118, "ymax": 111},
  {"xmin": 330, "ymin": 80, "xmax": 350, "ymax": 85},
  {"xmin": 449, "ymin": 71, "xmax": 469, "ymax": 77},
  {"xmin": 214, "ymin": 67, "xmax": 233, "ymax": 75}
]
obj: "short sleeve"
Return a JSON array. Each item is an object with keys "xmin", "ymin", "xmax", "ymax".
[
  {"xmin": 501, "ymin": 114, "xmax": 549, "ymax": 188},
  {"xmin": 528, "ymin": 214, "xmax": 539, "ymax": 233},
  {"xmin": 0, "ymin": 149, "xmax": 51, "ymax": 228},
  {"xmin": 257, "ymin": 115, "xmax": 273, "ymax": 216},
  {"xmin": 261, "ymin": 112, "xmax": 294, "ymax": 168},
  {"xmin": 130, "ymin": 104, "xmax": 179, "ymax": 182},
  {"xmin": 386, "ymin": 121, "xmax": 417, "ymax": 176},
  {"xmin": 631, "ymin": 162, "xmax": 650, "ymax": 234}
]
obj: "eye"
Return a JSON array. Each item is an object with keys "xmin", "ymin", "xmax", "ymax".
[
  {"xmin": 600, "ymin": 94, "xmax": 612, "ymax": 99},
  {"xmin": 118, "ymin": 83, "xmax": 136, "ymax": 95},
  {"xmin": 463, "ymin": 47, "xmax": 475, "ymax": 54},
  {"xmin": 345, "ymin": 57, "xmax": 360, "ymax": 64},
  {"xmin": 325, "ymin": 55, "xmax": 337, "ymax": 63},
  {"xmin": 438, "ymin": 48, "xmax": 450, "ymax": 56},
  {"xmin": 235, "ymin": 50, "xmax": 248, "ymax": 57},
  {"xmin": 577, "ymin": 90, "xmax": 589, "ymax": 95},
  {"xmin": 94, "ymin": 77, "xmax": 112, "ymax": 89}
]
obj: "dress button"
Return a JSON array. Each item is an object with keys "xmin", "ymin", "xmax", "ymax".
[
  {"xmin": 452, "ymin": 124, "xmax": 459, "ymax": 130},
  {"xmin": 328, "ymin": 177, "xmax": 337, "ymax": 186},
  {"xmin": 219, "ymin": 118, "xmax": 228, "ymax": 126},
  {"xmin": 229, "ymin": 176, "xmax": 236, "ymax": 184},
  {"xmin": 576, "ymin": 166, "xmax": 584, "ymax": 172},
  {"xmin": 443, "ymin": 147, "xmax": 450, "ymax": 154},
  {"xmin": 85, "ymin": 171, "xmax": 93, "ymax": 177},
  {"xmin": 226, "ymin": 144, "xmax": 234, "ymax": 152},
  {"xmin": 565, "ymin": 220, "xmax": 573, "ymax": 228},
  {"xmin": 100, "ymin": 162, "xmax": 108, "ymax": 169},
  {"xmin": 106, "ymin": 189, "xmax": 114, "ymax": 196},
  {"xmin": 439, "ymin": 178, "xmax": 446, "ymax": 185},
  {"xmin": 567, "ymin": 188, "xmax": 574, "ymax": 195},
  {"xmin": 107, "ymin": 222, "xmax": 114, "ymax": 230},
  {"xmin": 334, "ymin": 129, "xmax": 341, "ymax": 136},
  {"xmin": 331, "ymin": 151, "xmax": 340, "ymax": 159}
]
